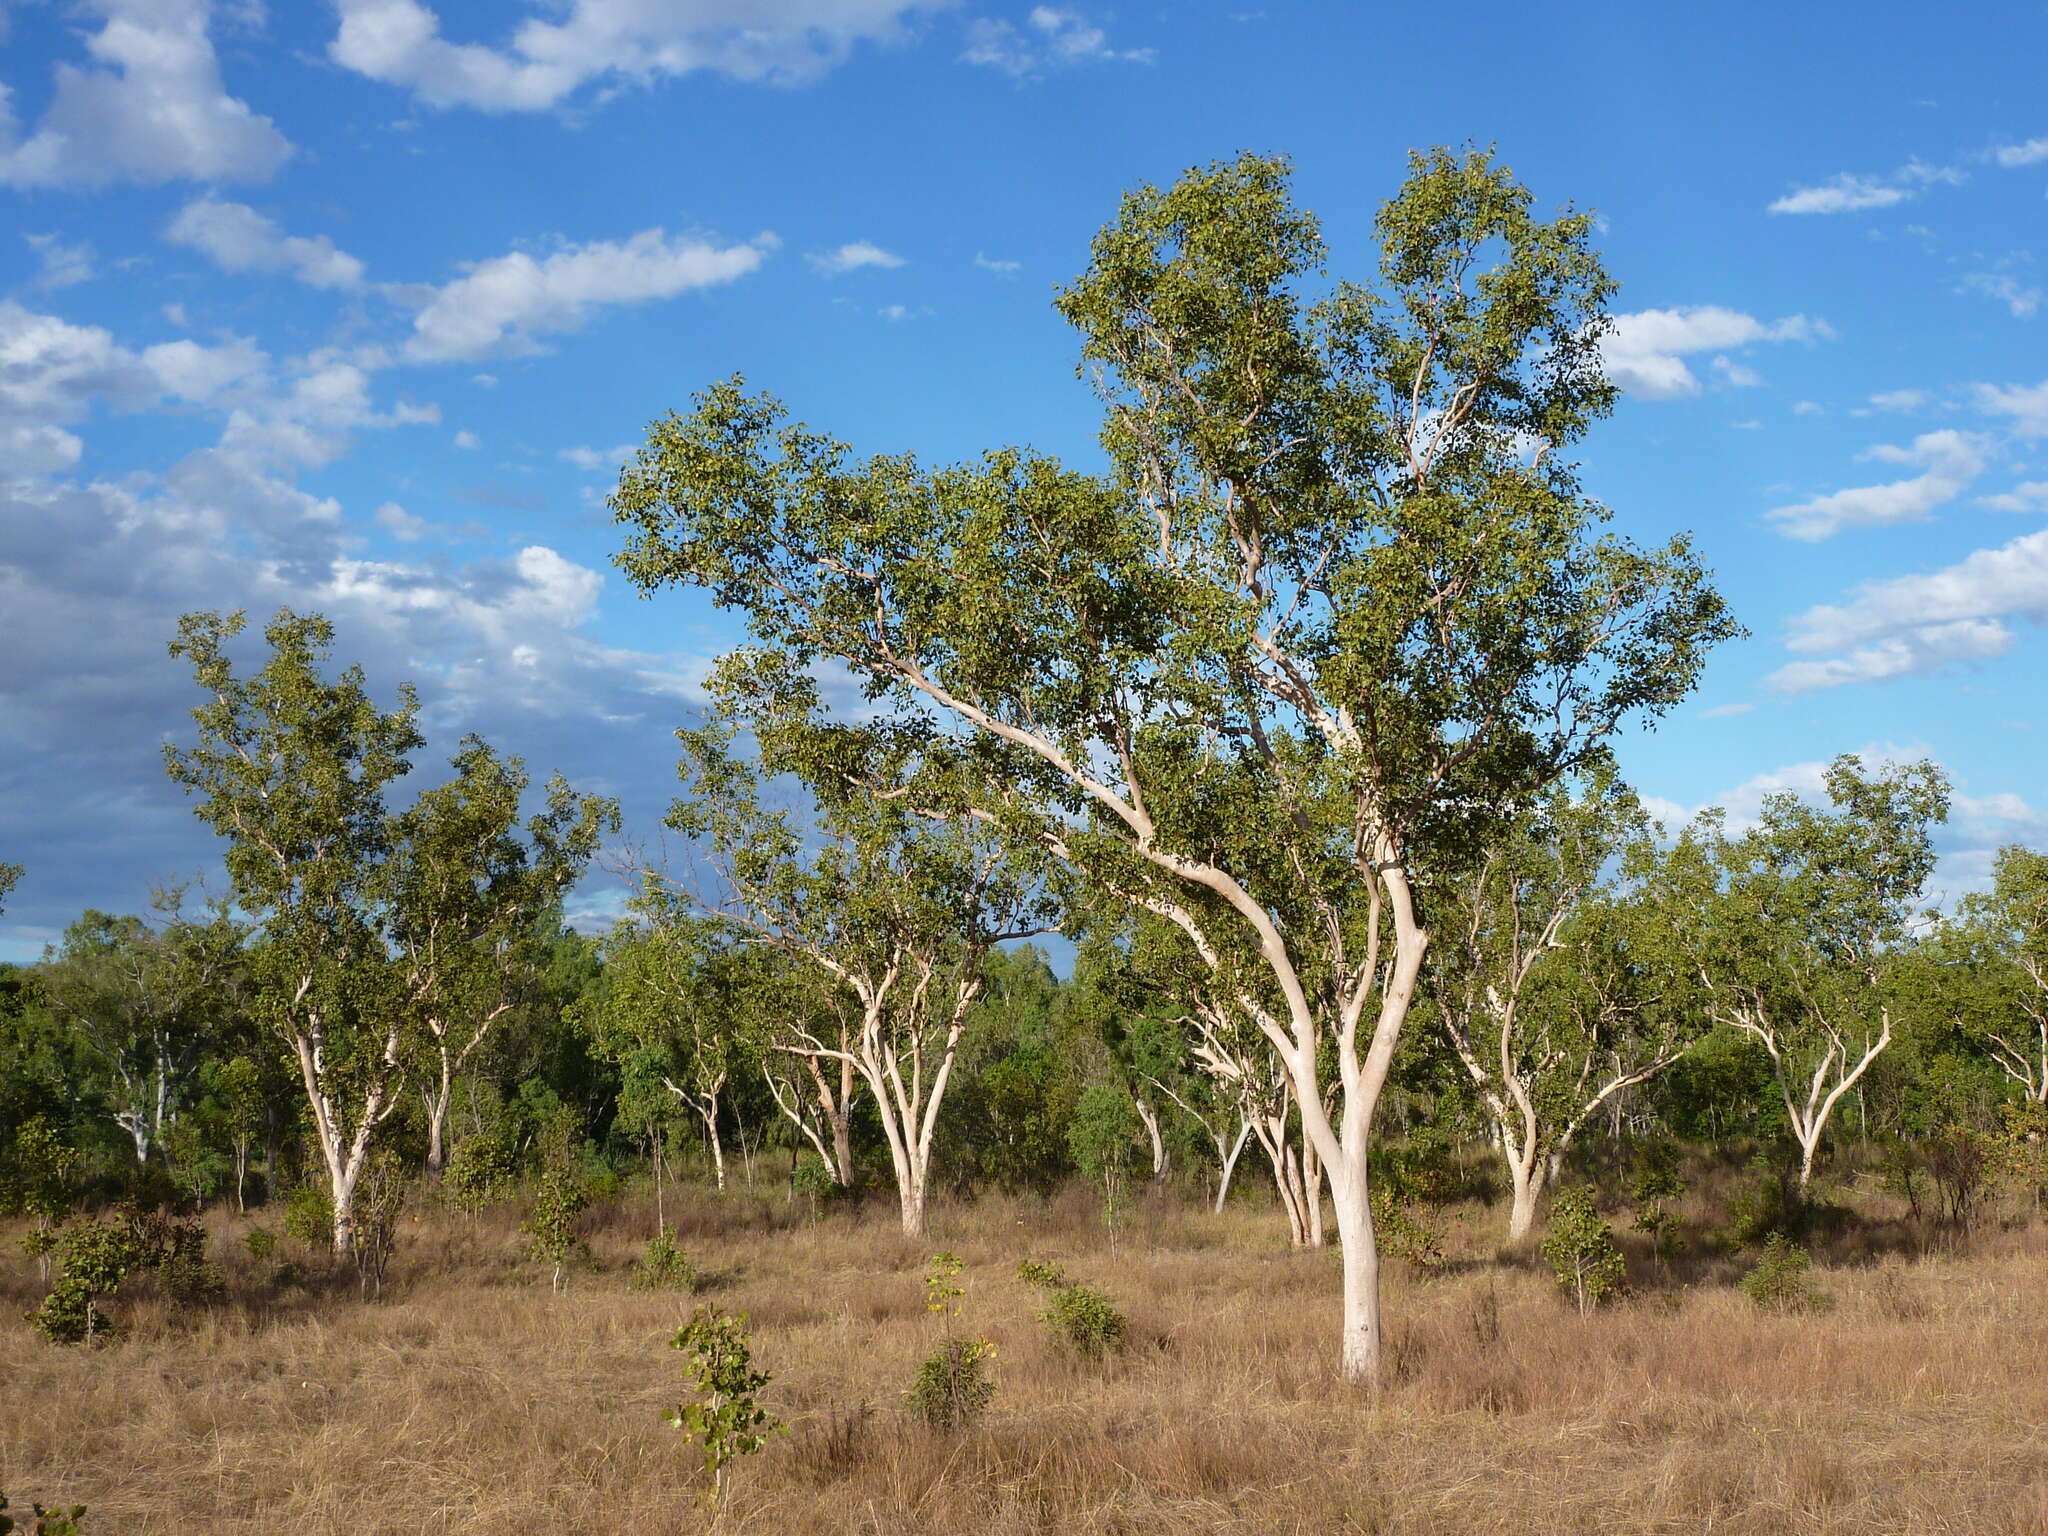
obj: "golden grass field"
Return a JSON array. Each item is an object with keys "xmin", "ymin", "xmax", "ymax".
[{"xmin": 4, "ymin": 1176, "xmax": 2046, "ymax": 1535}]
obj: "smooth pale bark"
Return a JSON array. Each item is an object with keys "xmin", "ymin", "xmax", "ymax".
[
  {"xmin": 1712, "ymin": 992, "xmax": 1893, "ymax": 1192},
  {"xmin": 293, "ymin": 1002, "xmax": 406, "ymax": 1258},
  {"xmin": 417, "ymin": 1002, "xmax": 510, "ymax": 1177},
  {"xmin": 663, "ymin": 1070, "xmax": 729, "ymax": 1192},
  {"xmin": 763, "ymin": 1047, "xmax": 863, "ymax": 1185},
  {"xmin": 1133, "ymin": 1095, "xmax": 1168, "ymax": 1182},
  {"xmin": 1152, "ymin": 1075, "xmax": 1252, "ymax": 1213}
]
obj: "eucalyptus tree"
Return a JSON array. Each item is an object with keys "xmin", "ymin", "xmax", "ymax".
[
  {"xmin": 1427, "ymin": 773, "xmax": 1703, "ymax": 1241},
  {"xmin": 577, "ymin": 900, "xmax": 755, "ymax": 1192},
  {"xmin": 1674, "ymin": 755, "xmax": 1950, "ymax": 1191},
  {"xmin": 166, "ymin": 609, "xmax": 609, "ymax": 1254},
  {"xmin": 612, "ymin": 149, "xmax": 1734, "ymax": 1380},
  {"xmin": 665, "ymin": 661, "xmax": 1057, "ymax": 1237},
  {"xmin": 37, "ymin": 892, "xmax": 248, "ymax": 1167},
  {"xmin": 0, "ymin": 863, "xmax": 19, "ymax": 912},
  {"xmin": 1949, "ymin": 845, "xmax": 2048, "ymax": 1102},
  {"xmin": 748, "ymin": 951, "xmax": 865, "ymax": 1186},
  {"xmin": 386, "ymin": 736, "xmax": 617, "ymax": 1175}
]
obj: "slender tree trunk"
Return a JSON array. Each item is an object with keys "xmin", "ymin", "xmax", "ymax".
[
  {"xmin": 1134, "ymin": 1095, "xmax": 1167, "ymax": 1182},
  {"xmin": 1214, "ymin": 1115, "xmax": 1252, "ymax": 1213},
  {"xmin": 830, "ymin": 1110, "xmax": 855, "ymax": 1187},
  {"xmin": 422, "ymin": 1052, "xmax": 453, "ymax": 1177}
]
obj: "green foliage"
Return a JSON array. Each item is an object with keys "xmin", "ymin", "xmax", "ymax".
[
  {"xmin": 442, "ymin": 1126, "xmax": 521, "ymax": 1214},
  {"xmin": 0, "ymin": 1490, "xmax": 89, "ymax": 1534},
  {"xmin": 26, "ymin": 1219, "xmax": 142, "ymax": 1344},
  {"xmin": 1370, "ymin": 1184, "xmax": 1445, "ymax": 1271},
  {"xmin": 905, "ymin": 1336, "xmax": 997, "ymax": 1431},
  {"xmin": 242, "ymin": 1226, "xmax": 278, "ymax": 1264},
  {"xmin": 1920, "ymin": 1122, "xmax": 1993, "ymax": 1230},
  {"xmin": 1628, "ymin": 1141, "xmax": 1687, "ymax": 1263},
  {"xmin": 923, "ymin": 1251, "xmax": 965, "ymax": 1317},
  {"xmin": 1539, "ymin": 1187, "xmax": 1626, "ymax": 1315},
  {"xmin": 1993, "ymin": 1101, "xmax": 2048, "ymax": 1206},
  {"xmin": 629, "ymin": 1229, "xmax": 696, "ymax": 1292},
  {"xmin": 523, "ymin": 1169, "xmax": 589, "ymax": 1291},
  {"xmin": 789, "ymin": 1152, "xmax": 836, "ymax": 1218},
  {"xmin": 1015, "ymin": 1259, "xmax": 1069, "ymax": 1291},
  {"xmin": 1039, "ymin": 1284, "xmax": 1129, "ymax": 1360},
  {"xmin": 1068, "ymin": 1082, "xmax": 1139, "ymax": 1246},
  {"xmin": 1739, "ymin": 1234, "xmax": 1830, "ymax": 1313},
  {"xmin": 665, "ymin": 1307, "xmax": 781, "ymax": 1503},
  {"xmin": 1721, "ymin": 1154, "xmax": 1810, "ymax": 1247},
  {"xmin": 350, "ymin": 1151, "xmax": 408, "ymax": 1297},
  {"xmin": 282, "ymin": 1184, "xmax": 333, "ymax": 1250}
]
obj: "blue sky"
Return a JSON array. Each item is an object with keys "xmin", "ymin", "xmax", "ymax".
[{"xmin": 1, "ymin": 0, "xmax": 2045, "ymax": 960}]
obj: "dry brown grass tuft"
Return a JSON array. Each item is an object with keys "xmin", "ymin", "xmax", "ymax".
[{"xmin": 4, "ymin": 1186, "xmax": 2046, "ymax": 1534}]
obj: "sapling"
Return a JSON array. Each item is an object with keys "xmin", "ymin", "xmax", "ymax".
[
  {"xmin": 0, "ymin": 1491, "xmax": 89, "ymax": 1534},
  {"xmin": 1739, "ymin": 1234, "xmax": 1830, "ymax": 1313},
  {"xmin": 1628, "ymin": 1141, "xmax": 1687, "ymax": 1269},
  {"xmin": 906, "ymin": 1336, "xmax": 997, "ymax": 1430},
  {"xmin": 1539, "ymin": 1187, "xmax": 1626, "ymax": 1315},
  {"xmin": 629, "ymin": 1229, "xmax": 695, "ymax": 1291},
  {"xmin": 923, "ymin": 1251, "xmax": 965, "ymax": 1319},
  {"xmin": 523, "ymin": 1169, "xmax": 589, "ymax": 1292},
  {"xmin": 666, "ymin": 1307, "xmax": 781, "ymax": 1505},
  {"xmin": 1017, "ymin": 1259, "xmax": 1128, "ymax": 1359}
]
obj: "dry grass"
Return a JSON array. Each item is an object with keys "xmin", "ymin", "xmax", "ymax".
[{"xmin": 4, "ymin": 1183, "xmax": 2046, "ymax": 1534}]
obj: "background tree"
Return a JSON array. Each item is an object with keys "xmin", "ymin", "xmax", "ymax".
[
  {"xmin": 0, "ymin": 863, "xmax": 19, "ymax": 913},
  {"xmin": 663, "ymin": 661, "xmax": 1056, "ymax": 1237},
  {"xmin": 386, "ymin": 735, "xmax": 617, "ymax": 1175},
  {"xmin": 1427, "ymin": 772, "xmax": 1702, "ymax": 1241},
  {"xmin": 1948, "ymin": 846, "xmax": 2048, "ymax": 1102},
  {"xmin": 1676, "ymin": 755, "xmax": 1950, "ymax": 1191}
]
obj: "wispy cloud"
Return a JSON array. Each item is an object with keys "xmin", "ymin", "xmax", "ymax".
[
  {"xmin": 963, "ymin": 6, "xmax": 1153, "ymax": 77},
  {"xmin": 807, "ymin": 241, "xmax": 905, "ymax": 276},
  {"xmin": 1766, "ymin": 429, "xmax": 1986, "ymax": 542}
]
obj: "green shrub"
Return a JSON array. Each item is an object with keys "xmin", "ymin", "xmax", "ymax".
[
  {"xmin": 923, "ymin": 1251, "xmax": 965, "ymax": 1318},
  {"xmin": 0, "ymin": 1489, "xmax": 89, "ymax": 1534},
  {"xmin": 1371, "ymin": 1185, "xmax": 1445, "ymax": 1270},
  {"xmin": 243, "ymin": 1226, "xmax": 278, "ymax": 1265},
  {"xmin": 25, "ymin": 1219, "xmax": 145, "ymax": 1344},
  {"xmin": 442, "ymin": 1128, "xmax": 521, "ymax": 1214},
  {"xmin": 282, "ymin": 1185, "xmax": 333, "ymax": 1250},
  {"xmin": 1015, "ymin": 1260, "xmax": 1069, "ymax": 1291},
  {"xmin": 906, "ymin": 1336, "xmax": 997, "ymax": 1430},
  {"xmin": 1739, "ymin": 1233, "xmax": 1831, "ymax": 1313},
  {"xmin": 1629, "ymin": 1141, "xmax": 1687, "ymax": 1265},
  {"xmin": 629, "ymin": 1229, "xmax": 696, "ymax": 1291},
  {"xmin": 790, "ymin": 1152, "xmax": 836, "ymax": 1218},
  {"xmin": 1040, "ymin": 1283, "xmax": 1127, "ymax": 1359},
  {"xmin": 1539, "ymin": 1187, "xmax": 1626, "ymax": 1315}
]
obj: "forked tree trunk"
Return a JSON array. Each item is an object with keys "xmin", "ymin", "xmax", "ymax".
[{"xmin": 1134, "ymin": 1095, "xmax": 1168, "ymax": 1182}]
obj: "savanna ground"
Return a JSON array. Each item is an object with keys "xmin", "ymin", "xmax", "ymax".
[{"xmin": 5, "ymin": 1167, "xmax": 2046, "ymax": 1535}]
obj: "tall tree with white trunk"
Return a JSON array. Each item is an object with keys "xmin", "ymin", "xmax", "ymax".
[
  {"xmin": 1675, "ymin": 755, "xmax": 1950, "ymax": 1191},
  {"xmin": 1945, "ymin": 845, "xmax": 2048, "ymax": 1102},
  {"xmin": 1427, "ymin": 772, "xmax": 1703, "ymax": 1242},
  {"xmin": 611, "ymin": 149, "xmax": 1734, "ymax": 1381}
]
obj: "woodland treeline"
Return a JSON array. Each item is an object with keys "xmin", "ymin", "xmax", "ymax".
[{"xmin": 4, "ymin": 147, "xmax": 2047, "ymax": 1388}]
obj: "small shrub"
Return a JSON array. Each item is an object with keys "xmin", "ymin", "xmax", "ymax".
[
  {"xmin": 0, "ymin": 1490, "xmax": 89, "ymax": 1534},
  {"xmin": 144, "ymin": 1214, "xmax": 225, "ymax": 1307},
  {"xmin": 790, "ymin": 1152, "xmax": 836, "ymax": 1221},
  {"xmin": 524, "ymin": 1170, "xmax": 590, "ymax": 1292},
  {"xmin": 1739, "ymin": 1233, "xmax": 1830, "ymax": 1313},
  {"xmin": 1995, "ymin": 1101, "xmax": 2048, "ymax": 1210},
  {"xmin": 1015, "ymin": 1260, "xmax": 1069, "ymax": 1291},
  {"xmin": 350, "ymin": 1153, "xmax": 408, "ymax": 1298},
  {"xmin": 1040, "ymin": 1283, "xmax": 1128, "ymax": 1359},
  {"xmin": 629, "ymin": 1229, "xmax": 696, "ymax": 1291},
  {"xmin": 243, "ymin": 1226, "xmax": 278, "ymax": 1265},
  {"xmin": 1539, "ymin": 1186, "xmax": 1626, "ymax": 1315},
  {"xmin": 26, "ymin": 1219, "xmax": 145, "ymax": 1344},
  {"xmin": 1721, "ymin": 1156, "xmax": 1809, "ymax": 1246},
  {"xmin": 906, "ymin": 1336, "xmax": 997, "ymax": 1430},
  {"xmin": 1920, "ymin": 1123, "xmax": 1992, "ymax": 1231},
  {"xmin": 666, "ymin": 1307, "xmax": 781, "ymax": 1505},
  {"xmin": 1371, "ymin": 1185, "xmax": 1445, "ymax": 1270},
  {"xmin": 282, "ymin": 1185, "xmax": 334, "ymax": 1250}
]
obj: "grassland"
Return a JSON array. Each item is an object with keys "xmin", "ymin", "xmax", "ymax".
[{"xmin": 4, "ymin": 1174, "xmax": 2045, "ymax": 1534}]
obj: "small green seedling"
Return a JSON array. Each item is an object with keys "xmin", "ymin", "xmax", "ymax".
[
  {"xmin": 1540, "ymin": 1187, "xmax": 1626, "ymax": 1315},
  {"xmin": 923, "ymin": 1251, "xmax": 965, "ymax": 1318},
  {"xmin": 666, "ymin": 1307, "xmax": 782, "ymax": 1505}
]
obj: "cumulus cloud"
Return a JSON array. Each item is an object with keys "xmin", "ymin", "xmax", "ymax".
[
  {"xmin": 328, "ymin": 0, "xmax": 931, "ymax": 111},
  {"xmin": 1601, "ymin": 307, "xmax": 1829, "ymax": 398},
  {"xmin": 807, "ymin": 240, "xmax": 905, "ymax": 275},
  {"xmin": 1768, "ymin": 527, "xmax": 2048, "ymax": 691},
  {"xmin": 166, "ymin": 198, "xmax": 367, "ymax": 290},
  {"xmin": 0, "ymin": 0, "xmax": 291, "ymax": 187},
  {"xmin": 402, "ymin": 228, "xmax": 772, "ymax": 361},
  {"xmin": 962, "ymin": 6, "xmax": 1153, "ymax": 76},
  {"xmin": 1765, "ymin": 429, "xmax": 1986, "ymax": 542}
]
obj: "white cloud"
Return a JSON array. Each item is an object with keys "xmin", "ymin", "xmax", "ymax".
[
  {"xmin": 1765, "ymin": 429, "xmax": 1986, "ymax": 542},
  {"xmin": 403, "ymin": 228, "xmax": 772, "ymax": 362},
  {"xmin": 1711, "ymin": 356, "xmax": 1763, "ymax": 389},
  {"xmin": 375, "ymin": 500, "xmax": 430, "ymax": 540},
  {"xmin": 807, "ymin": 240, "xmax": 905, "ymax": 275},
  {"xmin": 1993, "ymin": 137, "xmax": 2048, "ymax": 168},
  {"xmin": 0, "ymin": 0, "xmax": 291, "ymax": 187},
  {"xmin": 1980, "ymin": 480, "xmax": 2048, "ymax": 513},
  {"xmin": 1768, "ymin": 173, "xmax": 1909, "ymax": 215},
  {"xmin": 1601, "ymin": 307, "xmax": 1829, "ymax": 398},
  {"xmin": 1867, "ymin": 388, "xmax": 1930, "ymax": 412},
  {"xmin": 1962, "ymin": 271, "xmax": 2043, "ymax": 319},
  {"xmin": 560, "ymin": 442, "xmax": 635, "ymax": 471},
  {"xmin": 25, "ymin": 235, "xmax": 95, "ymax": 290},
  {"xmin": 328, "ymin": 0, "xmax": 931, "ymax": 111},
  {"xmin": 140, "ymin": 336, "xmax": 268, "ymax": 403},
  {"xmin": 166, "ymin": 198, "xmax": 367, "ymax": 291},
  {"xmin": 1974, "ymin": 379, "xmax": 2048, "ymax": 438},
  {"xmin": 1700, "ymin": 702, "xmax": 1754, "ymax": 718},
  {"xmin": 1792, "ymin": 400, "xmax": 1825, "ymax": 416},
  {"xmin": 963, "ymin": 6, "xmax": 1153, "ymax": 76},
  {"xmin": 453, "ymin": 429, "xmax": 479, "ymax": 449},
  {"xmin": 1769, "ymin": 527, "xmax": 2048, "ymax": 690},
  {"xmin": 974, "ymin": 252, "xmax": 1021, "ymax": 275}
]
